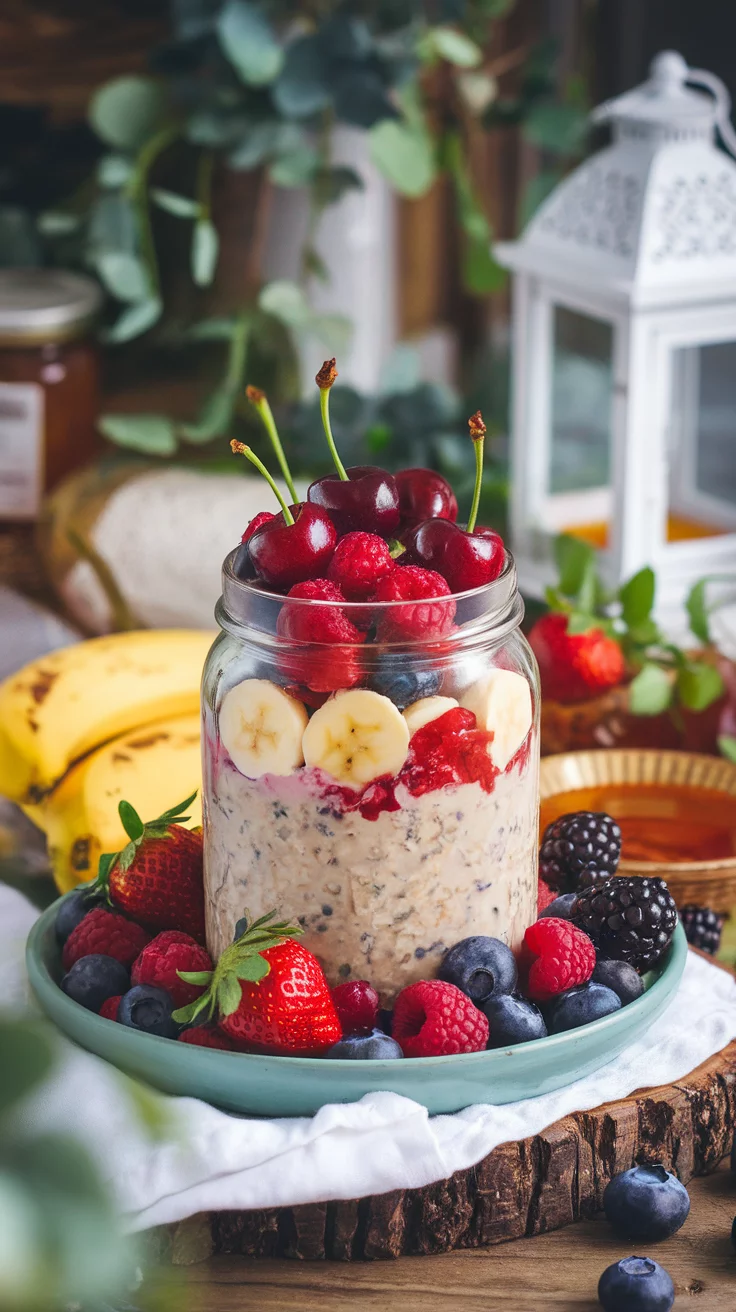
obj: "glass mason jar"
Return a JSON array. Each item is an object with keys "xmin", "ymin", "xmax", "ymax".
[{"xmin": 202, "ymin": 550, "xmax": 540, "ymax": 1001}]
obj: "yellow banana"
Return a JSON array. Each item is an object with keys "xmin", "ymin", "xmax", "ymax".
[
  {"xmin": 0, "ymin": 629, "xmax": 213, "ymax": 803},
  {"xmin": 26, "ymin": 712, "xmax": 202, "ymax": 893}
]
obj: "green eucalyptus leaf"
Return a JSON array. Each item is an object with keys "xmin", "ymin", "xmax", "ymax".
[
  {"xmin": 97, "ymin": 154, "xmax": 134, "ymax": 188},
  {"xmin": 187, "ymin": 316, "xmax": 237, "ymax": 341},
  {"xmin": 234, "ymin": 955, "xmax": 270, "ymax": 982},
  {"xmin": 228, "ymin": 120, "xmax": 282, "ymax": 169},
  {"xmin": 686, "ymin": 578, "xmax": 711, "ymax": 645},
  {"xmin": 676, "ymin": 660, "xmax": 724, "ymax": 712},
  {"xmin": 0, "ymin": 1021, "xmax": 54, "ymax": 1117},
  {"xmin": 151, "ymin": 187, "xmax": 200, "ymax": 218},
  {"xmin": 719, "ymin": 735, "xmax": 736, "ymax": 763},
  {"xmin": 89, "ymin": 76, "xmax": 170, "ymax": 151},
  {"xmin": 273, "ymin": 35, "xmax": 331, "ymax": 119},
  {"xmin": 461, "ymin": 234, "xmax": 506, "ymax": 294},
  {"xmin": 187, "ymin": 110, "xmax": 251, "ymax": 147},
  {"xmin": 619, "ymin": 566, "xmax": 655, "ymax": 628},
  {"xmin": 89, "ymin": 193, "xmax": 137, "ymax": 255},
  {"xmin": 180, "ymin": 386, "xmax": 235, "ymax": 443},
  {"xmin": 424, "ymin": 26, "xmax": 483, "ymax": 68},
  {"xmin": 218, "ymin": 973, "xmax": 243, "ymax": 1016},
  {"xmin": 269, "ymin": 148, "xmax": 319, "ymax": 188},
  {"xmin": 217, "ymin": 0, "xmax": 284, "ymax": 86},
  {"xmin": 523, "ymin": 100, "xmax": 588, "ymax": 155},
  {"xmin": 370, "ymin": 117, "xmax": 436, "ymax": 198},
  {"xmin": 36, "ymin": 210, "xmax": 81, "ymax": 235},
  {"xmin": 95, "ymin": 251, "xmax": 151, "ymax": 302},
  {"xmin": 629, "ymin": 663, "xmax": 673, "ymax": 716},
  {"xmin": 313, "ymin": 164, "xmax": 364, "ymax": 206},
  {"xmin": 333, "ymin": 69, "xmax": 397, "ymax": 129},
  {"xmin": 103, "ymin": 297, "xmax": 162, "ymax": 343},
  {"xmin": 191, "ymin": 218, "xmax": 219, "ymax": 286},
  {"xmin": 554, "ymin": 533, "xmax": 596, "ymax": 597},
  {"xmin": 98, "ymin": 411, "xmax": 177, "ymax": 455},
  {"xmin": 259, "ymin": 278, "xmax": 309, "ymax": 328}
]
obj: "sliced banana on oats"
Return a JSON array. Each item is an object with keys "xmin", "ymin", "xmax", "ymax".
[
  {"xmin": 303, "ymin": 688, "xmax": 409, "ymax": 788},
  {"xmin": 460, "ymin": 669, "xmax": 532, "ymax": 771},
  {"xmin": 402, "ymin": 695, "xmax": 459, "ymax": 737},
  {"xmin": 219, "ymin": 679, "xmax": 308, "ymax": 778}
]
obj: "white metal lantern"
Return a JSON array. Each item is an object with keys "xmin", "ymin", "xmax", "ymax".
[{"xmin": 495, "ymin": 51, "xmax": 736, "ymax": 629}]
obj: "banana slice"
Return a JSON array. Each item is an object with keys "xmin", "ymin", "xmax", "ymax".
[
  {"xmin": 219, "ymin": 679, "xmax": 308, "ymax": 778},
  {"xmin": 460, "ymin": 669, "xmax": 533, "ymax": 771},
  {"xmin": 303, "ymin": 689, "xmax": 409, "ymax": 788},
  {"xmin": 402, "ymin": 695, "xmax": 459, "ymax": 737}
]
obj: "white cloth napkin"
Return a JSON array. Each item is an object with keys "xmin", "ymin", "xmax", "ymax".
[{"xmin": 5, "ymin": 883, "xmax": 736, "ymax": 1233}]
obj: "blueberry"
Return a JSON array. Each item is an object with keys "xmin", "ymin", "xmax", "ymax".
[
  {"xmin": 370, "ymin": 658, "xmax": 442, "ymax": 710},
  {"xmin": 54, "ymin": 888, "xmax": 103, "ymax": 944},
  {"xmin": 327, "ymin": 1029, "xmax": 404, "ymax": 1059},
  {"xmin": 545, "ymin": 981, "xmax": 621, "ymax": 1033},
  {"xmin": 597, "ymin": 1256, "xmax": 674, "ymax": 1312},
  {"xmin": 593, "ymin": 958, "xmax": 644, "ymax": 1007},
  {"xmin": 603, "ymin": 1164, "xmax": 689, "ymax": 1241},
  {"xmin": 439, "ymin": 936, "xmax": 517, "ymax": 1004},
  {"xmin": 61, "ymin": 954, "xmax": 130, "ymax": 1012},
  {"xmin": 118, "ymin": 985, "xmax": 179, "ymax": 1038},
  {"xmin": 483, "ymin": 993, "xmax": 547, "ymax": 1047},
  {"xmin": 538, "ymin": 893, "xmax": 577, "ymax": 921}
]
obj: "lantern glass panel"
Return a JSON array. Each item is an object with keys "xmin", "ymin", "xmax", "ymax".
[
  {"xmin": 669, "ymin": 340, "xmax": 736, "ymax": 539},
  {"xmin": 550, "ymin": 306, "xmax": 613, "ymax": 494}
]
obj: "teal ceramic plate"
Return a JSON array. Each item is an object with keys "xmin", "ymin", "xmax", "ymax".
[{"xmin": 27, "ymin": 901, "xmax": 688, "ymax": 1117}]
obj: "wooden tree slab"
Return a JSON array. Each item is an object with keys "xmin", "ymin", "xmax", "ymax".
[{"xmin": 153, "ymin": 1038, "xmax": 736, "ymax": 1265}]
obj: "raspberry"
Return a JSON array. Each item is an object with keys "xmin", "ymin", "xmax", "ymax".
[
  {"xmin": 373, "ymin": 566, "xmax": 456, "ymax": 641},
  {"xmin": 331, "ymin": 980, "xmax": 380, "ymax": 1035},
  {"xmin": 62, "ymin": 908, "xmax": 150, "ymax": 972},
  {"xmin": 131, "ymin": 930, "xmax": 213, "ymax": 1008},
  {"xmin": 327, "ymin": 532, "xmax": 395, "ymax": 600},
  {"xmin": 521, "ymin": 917, "xmax": 596, "ymax": 1003},
  {"xmin": 241, "ymin": 511, "xmax": 275, "ymax": 543},
  {"xmin": 392, "ymin": 979, "xmax": 489, "ymax": 1057},
  {"xmin": 98, "ymin": 994, "xmax": 122, "ymax": 1021},
  {"xmin": 537, "ymin": 879, "xmax": 558, "ymax": 916},
  {"xmin": 400, "ymin": 707, "xmax": 497, "ymax": 796},
  {"xmin": 179, "ymin": 1026, "xmax": 235, "ymax": 1050},
  {"xmin": 277, "ymin": 579, "xmax": 364, "ymax": 692}
]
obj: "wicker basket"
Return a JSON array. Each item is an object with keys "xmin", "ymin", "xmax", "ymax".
[{"xmin": 540, "ymin": 749, "xmax": 736, "ymax": 909}]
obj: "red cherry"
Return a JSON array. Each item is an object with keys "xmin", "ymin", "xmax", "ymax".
[
  {"xmin": 248, "ymin": 504, "xmax": 337, "ymax": 590},
  {"xmin": 402, "ymin": 519, "xmax": 505, "ymax": 593},
  {"xmin": 307, "ymin": 466, "xmax": 400, "ymax": 537},
  {"xmin": 395, "ymin": 469, "xmax": 458, "ymax": 531}
]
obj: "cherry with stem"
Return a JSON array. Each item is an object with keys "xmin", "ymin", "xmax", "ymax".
[
  {"xmin": 231, "ymin": 440, "xmax": 294, "ymax": 524},
  {"xmin": 230, "ymin": 441, "xmax": 336, "ymax": 589}
]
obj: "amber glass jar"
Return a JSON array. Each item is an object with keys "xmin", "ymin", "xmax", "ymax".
[{"xmin": 0, "ymin": 270, "xmax": 102, "ymax": 522}]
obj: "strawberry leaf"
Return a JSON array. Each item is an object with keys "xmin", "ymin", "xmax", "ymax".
[
  {"xmin": 576, "ymin": 558, "xmax": 598, "ymax": 617},
  {"xmin": 566, "ymin": 611, "xmax": 596, "ymax": 636},
  {"xmin": 626, "ymin": 617, "xmax": 660, "ymax": 647},
  {"xmin": 685, "ymin": 578, "xmax": 711, "ymax": 645},
  {"xmin": 544, "ymin": 586, "xmax": 572, "ymax": 613},
  {"xmin": 629, "ymin": 663, "xmax": 673, "ymax": 716},
  {"xmin": 177, "ymin": 970, "xmax": 214, "ymax": 985},
  {"xmin": 217, "ymin": 974, "xmax": 243, "ymax": 1017},
  {"xmin": 719, "ymin": 735, "xmax": 736, "ymax": 763},
  {"xmin": 118, "ymin": 800, "xmax": 144, "ymax": 841},
  {"xmin": 554, "ymin": 534, "xmax": 595, "ymax": 597},
  {"xmin": 676, "ymin": 661, "xmax": 724, "ymax": 712},
  {"xmin": 158, "ymin": 791, "xmax": 198, "ymax": 823},
  {"xmin": 619, "ymin": 567, "xmax": 655, "ymax": 627},
  {"xmin": 172, "ymin": 998, "xmax": 208, "ymax": 1025},
  {"xmin": 234, "ymin": 956, "xmax": 271, "ymax": 983}
]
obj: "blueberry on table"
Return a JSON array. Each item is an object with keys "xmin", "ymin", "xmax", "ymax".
[
  {"xmin": 118, "ymin": 985, "xmax": 179, "ymax": 1038},
  {"xmin": 597, "ymin": 1256, "xmax": 674, "ymax": 1312},
  {"xmin": 592, "ymin": 958, "xmax": 644, "ymax": 1006},
  {"xmin": 54, "ymin": 888, "xmax": 102, "ymax": 944},
  {"xmin": 545, "ymin": 981, "xmax": 621, "ymax": 1034},
  {"xmin": 483, "ymin": 994, "xmax": 547, "ymax": 1047},
  {"xmin": 61, "ymin": 954, "xmax": 130, "ymax": 1012},
  {"xmin": 603, "ymin": 1164, "xmax": 690, "ymax": 1241},
  {"xmin": 439, "ymin": 936, "xmax": 517, "ymax": 1004},
  {"xmin": 538, "ymin": 893, "xmax": 578, "ymax": 922},
  {"xmin": 327, "ymin": 1030, "xmax": 404, "ymax": 1059}
]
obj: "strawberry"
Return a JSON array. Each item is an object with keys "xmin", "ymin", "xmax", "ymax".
[
  {"xmin": 528, "ymin": 611, "xmax": 625, "ymax": 704},
  {"xmin": 173, "ymin": 910, "xmax": 342, "ymax": 1055},
  {"xmin": 91, "ymin": 793, "xmax": 205, "ymax": 942}
]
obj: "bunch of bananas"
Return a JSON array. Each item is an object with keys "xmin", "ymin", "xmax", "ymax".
[{"xmin": 0, "ymin": 630, "xmax": 213, "ymax": 892}]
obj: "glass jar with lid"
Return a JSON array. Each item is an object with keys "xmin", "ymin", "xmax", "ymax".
[
  {"xmin": 0, "ymin": 269, "xmax": 102, "ymax": 522},
  {"xmin": 201, "ymin": 553, "xmax": 540, "ymax": 1001}
]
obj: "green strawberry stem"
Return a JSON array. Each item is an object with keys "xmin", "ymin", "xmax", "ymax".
[
  {"xmin": 245, "ymin": 385, "xmax": 298, "ymax": 504},
  {"xmin": 230, "ymin": 440, "xmax": 295, "ymax": 524},
  {"xmin": 466, "ymin": 409, "xmax": 486, "ymax": 535},
  {"xmin": 92, "ymin": 790, "xmax": 197, "ymax": 896},
  {"xmin": 316, "ymin": 358, "xmax": 348, "ymax": 481},
  {"xmin": 172, "ymin": 909, "xmax": 303, "ymax": 1026}
]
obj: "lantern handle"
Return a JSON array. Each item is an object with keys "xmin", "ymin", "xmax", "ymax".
[{"xmin": 685, "ymin": 66, "xmax": 736, "ymax": 160}]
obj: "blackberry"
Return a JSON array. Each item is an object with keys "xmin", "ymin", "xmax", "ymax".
[
  {"xmin": 679, "ymin": 905, "xmax": 724, "ymax": 956},
  {"xmin": 539, "ymin": 811, "xmax": 621, "ymax": 893},
  {"xmin": 571, "ymin": 876, "xmax": 677, "ymax": 972}
]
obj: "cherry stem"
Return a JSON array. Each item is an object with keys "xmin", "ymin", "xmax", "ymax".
[
  {"xmin": 318, "ymin": 386, "xmax": 348, "ymax": 481},
  {"xmin": 230, "ymin": 440, "xmax": 294, "ymax": 525},
  {"xmin": 466, "ymin": 411, "xmax": 486, "ymax": 535},
  {"xmin": 246, "ymin": 386, "xmax": 298, "ymax": 504}
]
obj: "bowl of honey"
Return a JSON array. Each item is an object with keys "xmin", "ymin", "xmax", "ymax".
[{"xmin": 540, "ymin": 749, "xmax": 736, "ymax": 909}]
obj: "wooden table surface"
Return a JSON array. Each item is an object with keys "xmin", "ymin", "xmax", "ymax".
[{"xmin": 175, "ymin": 1163, "xmax": 736, "ymax": 1311}]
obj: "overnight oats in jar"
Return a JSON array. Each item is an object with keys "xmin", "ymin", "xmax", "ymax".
[{"xmin": 201, "ymin": 371, "xmax": 540, "ymax": 1000}]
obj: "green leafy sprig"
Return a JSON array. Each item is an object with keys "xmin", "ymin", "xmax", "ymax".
[
  {"xmin": 173, "ymin": 909, "xmax": 303, "ymax": 1026},
  {"xmin": 545, "ymin": 536, "xmax": 725, "ymax": 717}
]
